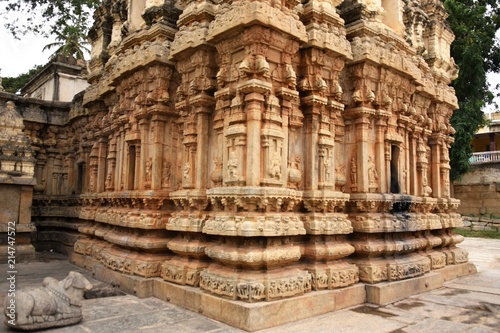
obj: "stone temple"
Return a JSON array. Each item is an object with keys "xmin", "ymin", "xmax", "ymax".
[{"xmin": 0, "ymin": 0, "xmax": 475, "ymax": 330}]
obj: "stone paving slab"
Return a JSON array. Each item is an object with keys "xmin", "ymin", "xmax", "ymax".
[{"xmin": 1, "ymin": 237, "xmax": 499, "ymax": 333}]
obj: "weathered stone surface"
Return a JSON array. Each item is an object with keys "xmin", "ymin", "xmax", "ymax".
[
  {"xmin": 0, "ymin": 100, "xmax": 37, "ymax": 262},
  {"xmin": 3, "ymin": 271, "xmax": 92, "ymax": 331},
  {"xmin": 0, "ymin": 0, "xmax": 474, "ymax": 329}
]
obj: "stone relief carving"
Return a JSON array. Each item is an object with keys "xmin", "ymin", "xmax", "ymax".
[
  {"xmin": 3, "ymin": 272, "xmax": 92, "ymax": 330},
  {"xmin": 227, "ymin": 151, "xmax": 239, "ymax": 180},
  {"xmin": 8, "ymin": 0, "xmax": 468, "ymax": 308}
]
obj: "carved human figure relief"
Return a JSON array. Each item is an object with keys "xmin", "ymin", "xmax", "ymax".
[
  {"xmin": 288, "ymin": 156, "xmax": 302, "ymax": 187},
  {"xmin": 422, "ymin": 172, "xmax": 432, "ymax": 197},
  {"xmin": 285, "ymin": 64, "xmax": 296, "ymax": 89},
  {"xmin": 324, "ymin": 157, "xmax": 331, "ymax": 182},
  {"xmin": 368, "ymin": 156, "xmax": 379, "ymax": 186},
  {"xmin": 227, "ymin": 151, "xmax": 239, "ymax": 179},
  {"xmin": 105, "ymin": 172, "xmax": 113, "ymax": 189},
  {"xmin": 216, "ymin": 67, "xmax": 226, "ymax": 88},
  {"xmin": 162, "ymin": 160, "xmax": 171, "ymax": 187},
  {"xmin": 350, "ymin": 157, "xmax": 357, "ymax": 186},
  {"xmin": 269, "ymin": 152, "xmax": 282, "ymax": 180},
  {"xmin": 183, "ymin": 162, "xmax": 191, "ymax": 182},
  {"xmin": 145, "ymin": 158, "xmax": 152, "ymax": 183},
  {"xmin": 211, "ymin": 157, "xmax": 223, "ymax": 185}
]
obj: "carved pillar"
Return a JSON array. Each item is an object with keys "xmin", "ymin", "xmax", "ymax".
[
  {"xmin": 105, "ymin": 137, "xmax": 116, "ymax": 192},
  {"xmin": 355, "ymin": 113, "xmax": 372, "ymax": 193},
  {"xmin": 139, "ymin": 119, "xmax": 148, "ymax": 190},
  {"xmin": 302, "ymin": 96, "xmax": 324, "ymax": 190},
  {"xmin": 66, "ymin": 154, "xmax": 75, "ymax": 194},
  {"xmin": 115, "ymin": 129, "xmax": 125, "ymax": 191},
  {"xmin": 45, "ymin": 152, "xmax": 56, "ymax": 195},
  {"xmin": 375, "ymin": 115, "xmax": 388, "ymax": 192},
  {"xmin": 151, "ymin": 115, "xmax": 166, "ymax": 190},
  {"xmin": 96, "ymin": 139, "xmax": 107, "ymax": 193},
  {"xmin": 191, "ymin": 96, "xmax": 214, "ymax": 190},
  {"xmin": 245, "ymin": 92, "xmax": 265, "ymax": 186},
  {"xmin": 34, "ymin": 154, "xmax": 47, "ymax": 194},
  {"xmin": 429, "ymin": 135, "xmax": 442, "ymax": 198}
]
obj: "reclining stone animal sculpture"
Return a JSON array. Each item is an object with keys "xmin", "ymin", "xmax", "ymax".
[{"xmin": 3, "ymin": 271, "xmax": 93, "ymax": 330}]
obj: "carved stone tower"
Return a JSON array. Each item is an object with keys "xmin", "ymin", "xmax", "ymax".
[{"xmin": 23, "ymin": 0, "xmax": 473, "ymax": 330}]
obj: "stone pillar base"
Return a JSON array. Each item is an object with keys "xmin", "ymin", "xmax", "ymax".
[
  {"xmin": 303, "ymin": 261, "xmax": 359, "ymax": 290},
  {"xmin": 365, "ymin": 261, "xmax": 477, "ymax": 305},
  {"xmin": 350, "ymin": 253, "xmax": 431, "ymax": 283},
  {"xmin": 0, "ymin": 244, "xmax": 36, "ymax": 262},
  {"xmin": 161, "ymin": 257, "xmax": 209, "ymax": 287},
  {"xmin": 74, "ymin": 239, "xmax": 171, "ymax": 278},
  {"xmin": 199, "ymin": 264, "xmax": 312, "ymax": 303},
  {"xmin": 70, "ymin": 252, "xmax": 475, "ymax": 331}
]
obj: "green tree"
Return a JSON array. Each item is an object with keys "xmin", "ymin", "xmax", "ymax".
[
  {"xmin": 2, "ymin": 64, "xmax": 44, "ymax": 94},
  {"xmin": 444, "ymin": 0, "xmax": 500, "ymax": 180},
  {"xmin": 0, "ymin": 0, "xmax": 100, "ymax": 39},
  {"xmin": 42, "ymin": 19, "xmax": 90, "ymax": 59}
]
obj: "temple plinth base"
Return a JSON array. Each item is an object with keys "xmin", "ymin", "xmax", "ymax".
[
  {"xmin": 350, "ymin": 253, "xmax": 431, "ymax": 284},
  {"xmin": 365, "ymin": 262, "xmax": 477, "ymax": 305},
  {"xmin": 70, "ymin": 251, "xmax": 476, "ymax": 331},
  {"xmin": 303, "ymin": 261, "xmax": 359, "ymax": 290},
  {"xmin": 199, "ymin": 264, "xmax": 312, "ymax": 302},
  {"xmin": 154, "ymin": 275, "xmax": 366, "ymax": 332}
]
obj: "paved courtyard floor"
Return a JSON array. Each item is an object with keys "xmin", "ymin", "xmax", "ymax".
[{"xmin": 1, "ymin": 237, "xmax": 499, "ymax": 333}]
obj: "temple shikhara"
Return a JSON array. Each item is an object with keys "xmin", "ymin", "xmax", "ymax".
[{"xmin": 0, "ymin": 0, "xmax": 475, "ymax": 330}]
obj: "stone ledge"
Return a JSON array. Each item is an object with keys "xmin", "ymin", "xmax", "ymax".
[
  {"xmin": 70, "ymin": 253, "xmax": 477, "ymax": 331},
  {"xmin": 153, "ymin": 279, "xmax": 366, "ymax": 332},
  {"xmin": 365, "ymin": 262, "xmax": 477, "ymax": 305},
  {"xmin": 70, "ymin": 252, "xmax": 155, "ymax": 298}
]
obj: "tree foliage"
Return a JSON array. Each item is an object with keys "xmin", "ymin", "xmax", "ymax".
[
  {"xmin": 2, "ymin": 64, "xmax": 44, "ymax": 94},
  {"xmin": 444, "ymin": 0, "xmax": 500, "ymax": 180},
  {"xmin": 42, "ymin": 21, "xmax": 90, "ymax": 59},
  {"xmin": 0, "ymin": 0, "xmax": 100, "ymax": 38},
  {"xmin": 1, "ymin": 0, "xmax": 99, "ymax": 62}
]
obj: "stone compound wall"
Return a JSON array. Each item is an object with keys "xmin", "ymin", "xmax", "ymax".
[
  {"xmin": 461, "ymin": 216, "xmax": 500, "ymax": 232},
  {"xmin": 453, "ymin": 164, "xmax": 500, "ymax": 217},
  {"xmin": 2, "ymin": 0, "xmax": 470, "ymax": 311}
]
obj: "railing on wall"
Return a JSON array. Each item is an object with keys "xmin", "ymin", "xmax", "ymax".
[{"xmin": 469, "ymin": 150, "xmax": 500, "ymax": 165}]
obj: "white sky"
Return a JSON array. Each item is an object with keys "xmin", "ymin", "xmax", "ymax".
[{"xmin": 0, "ymin": 25, "xmax": 55, "ymax": 77}]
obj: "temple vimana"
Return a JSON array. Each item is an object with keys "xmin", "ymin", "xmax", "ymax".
[{"xmin": 0, "ymin": 0, "xmax": 476, "ymax": 330}]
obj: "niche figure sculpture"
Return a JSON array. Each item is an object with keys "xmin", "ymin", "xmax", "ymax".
[{"xmin": 3, "ymin": 271, "xmax": 92, "ymax": 330}]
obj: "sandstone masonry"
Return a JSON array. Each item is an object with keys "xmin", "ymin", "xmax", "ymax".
[{"xmin": 0, "ymin": 0, "xmax": 473, "ymax": 330}]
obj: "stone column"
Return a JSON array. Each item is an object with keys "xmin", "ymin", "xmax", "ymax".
[
  {"xmin": 97, "ymin": 139, "xmax": 107, "ymax": 193},
  {"xmin": 355, "ymin": 113, "xmax": 371, "ymax": 193},
  {"xmin": 375, "ymin": 116, "xmax": 387, "ymax": 192},
  {"xmin": 66, "ymin": 155, "xmax": 75, "ymax": 195},
  {"xmin": 191, "ymin": 95, "xmax": 214, "ymax": 190},
  {"xmin": 45, "ymin": 152, "xmax": 56, "ymax": 195},
  {"xmin": 148, "ymin": 115, "xmax": 164, "ymax": 190},
  {"xmin": 139, "ymin": 119, "xmax": 148, "ymax": 190},
  {"xmin": 430, "ymin": 136, "xmax": 442, "ymax": 198},
  {"xmin": 244, "ymin": 92, "xmax": 265, "ymax": 187},
  {"xmin": 134, "ymin": 145, "xmax": 141, "ymax": 190},
  {"xmin": 302, "ymin": 96, "xmax": 325, "ymax": 190}
]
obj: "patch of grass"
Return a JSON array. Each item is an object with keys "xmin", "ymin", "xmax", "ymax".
[{"xmin": 455, "ymin": 229, "xmax": 500, "ymax": 239}]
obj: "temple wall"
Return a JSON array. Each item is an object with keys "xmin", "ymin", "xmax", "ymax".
[{"xmin": 1, "ymin": 0, "xmax": 470, "ymax": 308}]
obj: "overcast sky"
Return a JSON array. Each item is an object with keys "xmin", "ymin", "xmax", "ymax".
[{"xmin": 0, "ymin": 24, "xmax": 55, "ymax": 77}]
